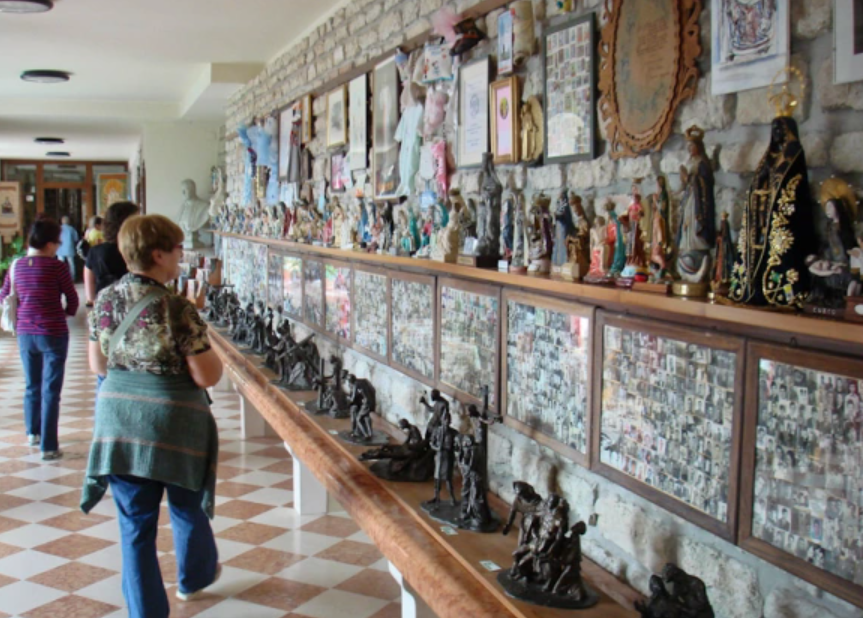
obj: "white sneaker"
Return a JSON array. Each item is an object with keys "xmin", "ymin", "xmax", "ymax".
[
  {"xmin": 27, "ymin": 434, "xmax": 39, "ymax": 446},
  {"xmin": 41, "ymin": 450, "xmax": 63, "ymax": 461},
  {"xmin": 176, "ymin": 564, "xmax": 222, "ymax": 601}
]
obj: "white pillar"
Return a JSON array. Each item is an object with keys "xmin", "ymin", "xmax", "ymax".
[
  {"xmin": 210, "ymin": 370, "xmax": 234, "ymax": 394},
  {"xmin": 239, "ymin": 395, "xmax": 269, "ymax": 439},
  {"xmin": 284, "ymin": 441, "xmax": 328, "ymax": 515},
  {"xmin": 388, "ymin": 562, "xmax": 438, "ymax": 618}
]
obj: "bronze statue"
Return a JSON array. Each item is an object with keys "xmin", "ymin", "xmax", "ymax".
[
  {"xmin": 337, "ymin": 373, "xmax": 388, "ymax": 446},
  {"xmin": 562, "ymin": 193, "xmax": 590, "ymax": 281},
  {"xmin": 634, "ymin": 563, "xmax": 714, "ymax": 618},
  {"xmin": 272, "ymin": 333, "xmax": 320, "ymax": 391},
  {"xmin": 474, "ymin": 153, "xmax": 502, "ymax": 265},
  {"xmin": 419, "ymin": 388, "xmax": 450, "ymax": 441},
  {"xmin": 360, "ymin": 419, "xmax": 435, "ymax": 482},
  {"xmin": 305, "ymin": 355, "xmax": 349, "ymax": 417}
]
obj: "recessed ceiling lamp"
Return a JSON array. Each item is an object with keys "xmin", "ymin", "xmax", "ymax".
[
  {"xmin": 0, "ymin": 0, "xmax": 53, "ymax": 13},
  {"xmin": 21, "ymin": 69, "xmax": 69, "ymax": 83},
  {"xmin": 35, "ymin": 137, "xmax": 64, "ymax": 144},
  {"xmin": 46, "ymin": 151, "xmax": 70, "ymax": 157}
]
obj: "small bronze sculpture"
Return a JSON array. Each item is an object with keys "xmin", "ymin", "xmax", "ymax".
[
  {"xmin": 498, "ymin": 482, "xmax": 598, "ymax": 609},
  {"xmin": 419, "ymin": 388, "xmax": 450, "ymax": 441},
  {"xmin": 305, "ymin": 355, "xmax": 349, "ymax": 418},
  {"xmin": 635, "ymin": 563, "xmax": 714, "ymax": 618},
  {"xmin": 263, "ymin": 320, "xmax": 291, "ymax": 370},
  {"xmin": 337, "ymin": 373, "xmax": 389, "ymax": 446},
  {"xmin": 271, "ymin": 333, "xmax": 320, "ymax": 391},
  {"xmin": 423, "ymin": 415, "xmax": 458, "ymax": 508},
  {"xmin": 360, "ymin": 419, "xmax": 435, "ymax": 482}
]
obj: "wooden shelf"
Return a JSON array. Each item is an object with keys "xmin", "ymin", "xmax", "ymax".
[
  {"xmin": 217, "ymin": 232, "xmax": 863, "ymax": 349},
  {"xmin": 209, "ymin": 328, "xmax": 640, "ymax": 618}
]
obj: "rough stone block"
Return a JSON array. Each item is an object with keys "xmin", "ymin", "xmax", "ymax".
[
  {"xmin": 618, "ymin": 154, "xmax": 658, "ymax": 180},
  {"xmin": 528, "ymin": 164, "xmax": 565, "ymax": 191},
  {"xmin": 595, "ymin": 495, "xmax": 673, "ymax": 573},
  {"xmin": 348, "ymin": 14, "xmax": 368, "ymax": 35},
  {"xmin": 420, "ymin": 0, "xmax": 444, "ymax": 17},
  {"xmin": 674, "ymin": 72, "xmax": 736, "ymax": 132},
  {"xmin": 831, "ymin": 132, "xmax": 863, "ymax": 173},
  {"xmin": 737, "ymin": 55, "xmax": 810, "ymax": 125},
  {"xmin": 791, "ymin": 0, "xmax": 831, "ymax": 39},
  {"xmin": 764, "ymin": 587, "xmax": 863, "ymax": 618},
  {"xmin": 511, "ymin": 445, "xmax": 555, "ymax": 497},
  {"xmin": 719, "ymin": 140, "xmax": 766, "ymax": 174},
  {"xmin": 817, "ymin": 59, "xmax": 863, "ymax": 111},
  {"xmin": 583, "ymin": 539, "xmax": 625, "ymax": 579},
  {"xmin": 555, "ymin": 467, "xmax": 597, "ymax": 519},
  {"xmin": 801, "ymin": 133, "xmax": 829, "ymax": 168}
]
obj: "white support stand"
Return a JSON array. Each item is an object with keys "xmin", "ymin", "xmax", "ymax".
[
  {"xmin": 239, "ymin": 395, "xmax": 270, "ymax": 439},
  {"xmin": 209, "ymin": 370, "xmax": 234, "ymax": 394},
  {"xmin": 388, "ymin": 562, "xmax": 438, "ymax": 618},
  {"xmin": 284, "ymin": 441, "xmax": 328, "ymax": 515}
]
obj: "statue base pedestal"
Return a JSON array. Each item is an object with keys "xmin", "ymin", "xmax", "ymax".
[
  {"xmin": 803, "ymin": 303, "xmax": 846, "ymax": 319},
  {"xmin": 671, "ymin": 280, "xmax": 709, "ymax": 298},
  {"xmin": 527, "ymin": 259, "xmax": 551, "ymax": 276},
  {"xmin": 633, "ymin": 281, "xmax": 671, "ymax": 295},
  {"xmin": 583, "ymin": 273, "xmax": 616, "ymax": 286},
  {"xmin": 337, "ymin": 429, "xmax": 390, "ymax": 447},
  {"xmin": 510, "ymin": 265, "xmax": 528, "ymax": 275},
  {"xmin": 457, "ymin": 254, "xmax": 499, "ymax": 269},
  {"xmin": 270, "ymin": 379, "xmax": 315, "ymax": 392},
  {"xmin": 496, "ymin": 572, "xmax": 599, "ymax": 610},
  {"xmin": 420, "ymin": 500, "xmax": 501, "ymax": 533},
  {"xmin": 366, "ymin": 450, "xmax": 435, "ymax": 483},
  {"xmin": 497, "ymin": 260, "xmax": 510, "ymax": 272},
  {"xmin": 555, "ymin": 263, "xmax": 585, "ymax": 282},
  {"xmin": 431, "ymin": 253, "xmax": 458, "ymax": 264},
  {"xmin": 303, "ymin": 400, "xmax": 349, "ymax": 419},
  {"xmin": 846, "ymin": 296, "xmax": 863, "ymax": 323}
]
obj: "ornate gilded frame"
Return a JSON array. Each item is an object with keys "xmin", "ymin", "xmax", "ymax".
[{"xmin": 597, "ymin": 0, "xmax": 702, "ymax": 159}]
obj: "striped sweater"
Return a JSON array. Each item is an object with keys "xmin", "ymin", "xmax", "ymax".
[{"xmin": 0, "ymin": 256, "xmax": 79, "ymax": 336}]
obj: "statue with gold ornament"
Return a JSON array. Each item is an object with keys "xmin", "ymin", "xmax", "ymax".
[
  {"xmin": 526, "ymin": 193, "xmax": 553, "ymax": 275},
  {"xmin": 728, "ymin": 68, "xmax": 817, "ymax": 309},
  {"xmin": 562, "ymin": 193, "xmax": 590, "ymax": 281}
]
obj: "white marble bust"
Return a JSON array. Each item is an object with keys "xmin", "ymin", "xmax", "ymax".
[{"xmin": 178, "ymin": 179, "xmax": 212, "ymax": 248}]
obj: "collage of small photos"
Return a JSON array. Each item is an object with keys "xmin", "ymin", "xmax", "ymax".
[
  {"xmin": 391, "ymin": 278, "xmax": 435, "ymax": 380},
  {"xmin": 222, "ymin": 238, "xmax": 268, "ymax": 304},
  {"xmin": 267, "ymin": 251, "xmax": 284, "ymax": 309},
  {"xmin": 353, "ymin": 270, "xmax": 388, "ymax": 357},
  {"xmin": 752, "ymin": 359, "xmax": 863, "ymax": 584},
  {"xmin": 599, "ymin": 324, "xmax": 737, "ymax": 523},
  {"xmin": 325, "ymin": 264, "xmax": 352, "ymax": 340},
  {"xmin": 303, "ymin": 260, "xmax": 324, "ymax": 327},
  {"xmin": 282, "ymin": 256, "xmax": 303, "ymax": 316},
  {"xmin": 439, "ymin": 285, "xmax": 498, "ymax": 405},
  {"xmin": 545, "ymin": 17, "xmax": 593, "ymax": 159},
  {"xmin": 505, "ymin": 300, "xmax": 591, "ymax": 454}
]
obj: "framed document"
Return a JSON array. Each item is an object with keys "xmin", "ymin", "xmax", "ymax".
[
  {"xmin": 490, "ymin": 77, "xmax": 520, "ymax": 164},
  {"xmin": 326, "ymin": 85, "xmax": 348, "ymax": 149},
  {"xmin": 303, "ymin": 259, "xmax": 324, "ymax": 328},
  {"xmin": 324, "ymin": 261, "xmax": 352, "ymax": 342},
  {"xmin": 349, "ymin": 74, "xmax": 369, "ymax": 170},
  {"xmin": 282, "ymin": 255, "xmax": 303, "ymax": 317},
  {"xmin": 353, "ymin": 267, "xmax": 389, "ymax": 363},
  {"xmin": 373, "ymin": 56, "xmax": 401, "ymax": 199},
  {"xmin": 457, "ymin": 56, "xmax": 490, "ymax": 168},
  {"xmin": 389, "ymin": 272, "xmax": 436, "ymax": 385}
]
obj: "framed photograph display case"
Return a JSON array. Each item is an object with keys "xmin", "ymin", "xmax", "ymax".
[
  {"xmin": 373, "ymin": 56, "xmax": 401, "ymax": 200},
  {"xmin": 502, "ymin": 291, "xmax": 594, "ymax": 466},
  {"xmin": 457, "ymin": 56, "xmax": 490, "ymax": 169},
  {"xmin": 352, "ymin": 266, "xmax": 389, "ymax": 363},
  {"xmin": 326, "ymin": 85, "xmax": 348, "ymax": 149},
  {"xmin": 282, "ymin": 254, "xmax": 303, "ymax": 317},
  {"xmin": 543, "ymin": 12, "xmax": 597, "ymax": 164},
  {"xmin": 490, "ymin": 77, "xmax": 520, "ymax": 164},
  {"xmin": 591, "ymin": 312, "xmax": 744, "ymax": 540},
  {"xmin": 437, "ymin": 278, "xmax": 501, "ymax": 410},
  {"xmin": 267, "ymin": 249, "xmax": 285, "ymax": 310},
  {"xmin": 740, "ymin": 343, "xmax": 863, "ymax": 608},
  {"xmin": 389, "ymin": 272, "xmax": 437, "ymax": 386},
  {"xmin": 324, "ymin": 260, "xmax": 352, "ymax": 343},
  {"xmin": 303, "ymin": 259, "xmax": 324, "ymax": 329}
]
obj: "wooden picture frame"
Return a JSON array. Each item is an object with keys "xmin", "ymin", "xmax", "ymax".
[
  {"xmin": 96, "ymin": 172, "xmax": 129, "ymax": 214},
  {"xmin": 437, "ymin": 277, "xmax": 501, "ymax": 411},
  {"xmin": 389, "ymin": 271, "xmax": 437, "ymax": 387},
  {"xmin": 349, "ymin": 73, "xmax": 369, "ymax": 171},
  {"xmin": 301, "ymin": 94, "xmax": 313, "ymax": 145},
  {"xmin": 739, "ymin": 342, "xmax": 863, "ymax": 608},
  {"xmin": 597, "ymin": 0, "xmax": 702, "ymax": 159},
  {"xmin": 372, "ymin": 56, "xmax": 401, "ymax": 200},
  {"xmin": 497, "ymin": 9, "xmax": 514, "ymax": 76},
  {"xmin": 303, "ymin": 259, "xmax": 325, "ymax": 330},
  {"xmin": 457, "ymin": 56, "xmax": 491, "ymax": 169},
  {"xmin": 326, "ymin": 85, "xmax": 348, "ymax": 149},
  {"xmin": 0, "ymin": 181, "xmax": 23, "ymax": 242},
  {"xmin": 834, "ymin": 0, "xmax": 863, "ymax": 85},
  {"xmin": 543, "ymin": 12, "xmax": 597, "ymax": 163},
  {"xmin": 490, "ymin": 77, "xmax": 520, "ymax": 164},
  {"xmin": 501, "ymin": 290, "xmax": 594, "ymax": 466},
  {"xmin": 282, "ymin": 253, "xmax": 303, "ymax": 318},
  {"xmin": 323, "ymin": 260, "xmax": 352, "ymax": 343},
  {"xmin": 352, "ymin": 265, "xmax": 390, "ymax": 364},
  {"xmin": 591, "ymin": 312, "xmax": 744, "ymax": 541}
]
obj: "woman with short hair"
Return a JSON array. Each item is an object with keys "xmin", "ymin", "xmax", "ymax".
[
  {"xmin": 82, "ymin": 214, "xmax": 223, "ymax": 618},
  {"xmin": 0, "ymin": 218, "xmax": 78, "ymax": 459},
  {"xmin": 84, "ymin": 201, "xmax": 139, "ymax": 307}
]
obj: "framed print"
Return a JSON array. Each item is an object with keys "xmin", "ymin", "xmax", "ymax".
[
  {"xmin": 349, "ymin": 74, "xmax": 369, "ymax": 170},
  {"xmin": 457, "ymin": 56, "xmax": 490, "ymax": 169},
  {"xmin": 324, "ymin": 261, "xmax": 352, "ymax": 341},
  {"xmin": 303, "ymin": 259, "xmax": 324, "ymax": 328},
  {"xmin": 544, "ymin": 13, "xmax": 597, "ymax": 163},
  {"xmin": 283, "ymin": 255, "xmax": 303, "ymax": 317},
  {"xmin": 490, "ymin": 77, "xmax": 520, "ymax": 164},
  {"xmin": 740, "ymin": 343, "xmax": 863, "ymax": 608},
  {"xmin": 437, "ymin": 278, "xmax": 500, "ymax": 410},
  {"xmin": 0, "ymin": 181, "xmax": 22, "ymax": 242},
  {"xmin": 834, "ymin": 0, "xmax": 863, "ymax": 85},
  {"xmin": 352, "ymin": 267, "xmax": 389, "ymax": 362},
  {"xmin": 389, "ymin": 272, "xmax": 436, "ymax": 385},
  {"xmin": 267, "ymin": 249, "xmax": 284, "ymax": 309},
  {"xmin": 592, "ymin": 312, "xmax": 744, "ymax": 540},
  {"xmin": 331, "ymin": 153, "xmax": 346, "ymax": 192},
  {"xmin": 96, "ymin": 173, "xmax": 129, "ymax": 213},
  {"xmin": 302, "ymin": 94, "xmax": 313, "ymax": 144},
  {"xmin": 373, "ymin": 56, "xmax": 401, "ymax": 199},
  {"xmin": 711, "ymin": 0, "xmax": 789, "ymax": 94},
  {"xmin": 498, "ymin": 10, "xmax": 514, "ymax": 76},
  {"xmin": 326, "ymin": 85, "xmax": 348, "ymax": 149},
  {"xmin": 502, "ymin": 291, "xmax": 593, "ymax": 465}
]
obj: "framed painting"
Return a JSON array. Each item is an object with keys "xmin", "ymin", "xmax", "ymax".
[
  {"xmin": 302, "ymin": 94, "xmax": 313, "ymax": 145},
  {"xmin": 324, "ymin": 261, "xmax": 352, "ymax": 342},
  {"xmin": 282, "ymin": 255, "xmax": 303, "ymax": 317},
  {"xmin": 591, "ymin": 312, "xmax": 744, "ymax": 541},
  {"xmin": 303, "ymin": 259, "xmax": 324, "ymax": 328},
  {"xmin": 267, "ymin": 249, "xmax": 284, "ymax": 310},
  {"xmin": 497, "ymin": 9, "xmax": 514, "ymax": 76},
  {"xmin": 352, "ymin": 266, "xmax": 389, "ymax": 363},
  {"xmin": 543, "ymin": 13, "xmax": 597, "ymax": 163},
  {"xmin": 501, "ymin": 291, "xmax": 594, "ymax": 465},
  {"xmin": 331, "ymin": 153, "xmax": 347, "ymax": 192},
  {"xmin": 0, "ymin": 181, "xmax": 22, "ymax": 242},
  {"xmin": 739, "ymin": 342, "xmax": 863, "ymax": 608},
  {"xmin": 349, "ymin": 74, "xmax": 369, "ymax": 170},
  {"xmin": 326, "ymin": 85, "xmax": 348, "ymax": 149},
  {"xmin": 389, "ymin": 272, "xmax": 437, "ymax": 386},
  {"xmin": 278, "ymin": 105, "xmax": 294, "ymax": 181},
  {"xmin": 373, "ymin": 56, "xmax": 401, "ymax": 200},
  {"xmin": 96, "ymin": 173, "xmax": 129, "ymax": 213},
  {"xmin": 437, "ymin": 277, "xmax": 501, "ymax": 410},
  {"xmin": 490, "ymin": 76, "xmax": 520, "ymax": 164},
  {"xmin": 598, "ymin": 0, "xmax": 702, "ymax": 158},
  {"xmin": 834, "ymin": 0, "xmax": 863, "ymax": 85},
  {"xmin": 457, "ymin": 56, "xmax": 490, "ymax": 169}
]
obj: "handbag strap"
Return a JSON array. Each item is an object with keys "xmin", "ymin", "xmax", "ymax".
[
  {"xmin": 7, "ymin": 258, "xmax": 19, "ymax": 295},
  {"xmin": 108, "ymin": 287, "xmax": 169, "ymax": 358}
]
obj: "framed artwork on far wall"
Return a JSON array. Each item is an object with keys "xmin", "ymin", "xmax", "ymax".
[
  {"xmin": 457, "ymin": 56, "xmax": 490, "ymax": 169},
  {"xmin": 591, "ymin": 312, "xmax": 744, "ymax": 541},
  {"xmin": 282, "ymin": 255, "xmax": 303, "ymax": 317},
  {"xmin": 331, "ymin": 153, "xmax": 347, "ymax": 192},
  {"xmin": 303, "ymin": 259, "xmax": 324, "ymax": 329},
  {"xmin": 301, "ymin": 94, "xmax": 314, "ymax": 145},
  {"xmin": 373, "ymin": 56, "xmax": 401, "ymax": 200},
  {"xmin": 543, "ymin": 12, "xmax": 597, "ymax": 163},
  {"xmin": 490, "ymin": 76, "xmax": 520, "ymax": 164},
  {"xmin": 834, "ymin": 0, "xmax": 863, "ymax": 85},
  {"xmin": 349, "ymin": 74, "xmax": 369, "ymax": 170},
  {"xmin": 352, "ymin": 266, "xmax": 389, "ymax": 363},
  {"xmin": 739, "ymin": 343, "xmax": 863, "ymax": 608},
  {"xmin": 326, "ymin": 85, "xmax": 348, "ymax": 149},
  {"xmin": 0, "ymin": 181, "xmax": 22, "ymax": 242},
  {"xmin": 497, "ymin": 9, "xmax": 514, "ymax": 76},
  {"xmin": 96, "ymin": 173, "xmax": 129, "ymax": 214},
  {"xmin": 324, "ymin": 261, "xmax": 352, "ymax": 342}
]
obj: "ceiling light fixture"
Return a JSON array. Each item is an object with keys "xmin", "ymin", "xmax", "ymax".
[
  {"xmin": 35, "ymin": 137, "xmax": 64, "ymax": 144},
  {"xmin": 0, "ymin": 0, "xmax": 53, "ymax": 13},
  {"xmin": 20, "ymin": 69, "xmax": 69, "ymax": 84},
  {"xmin": 46, "ymin": 151, "xmax": 70, "ymax": 157}
]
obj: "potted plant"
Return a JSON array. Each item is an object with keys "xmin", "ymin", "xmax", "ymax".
[{"xmin": 0, "ymin": 237, "xmax": 25, "ymax": 284}]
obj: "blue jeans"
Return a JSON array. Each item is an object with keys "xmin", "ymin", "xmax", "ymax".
[
  {"xmin": 18, "ymin": 334, "xmax": 69, "ymax": 452},
  {"xmin": 58, "ymin": 255, "xmax": 75, "ymax": 280},
  {"xmin": 109, "ymin": 475, "xmax": 219, "ymax": 618}
]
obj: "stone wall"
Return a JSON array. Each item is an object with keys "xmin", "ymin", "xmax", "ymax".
[{"xmin": 222, "ymin": 1, "xmax": 863, "ymax": 616}]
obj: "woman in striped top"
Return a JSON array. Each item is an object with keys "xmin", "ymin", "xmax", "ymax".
[{"xmin": 0, "ymin": 219, "xmax": 79, "ymax": 459}]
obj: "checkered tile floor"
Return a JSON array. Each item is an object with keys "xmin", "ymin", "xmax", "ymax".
[{"xmin": 0, "ymin": 307, "xmax": 400, "ymax": 618}]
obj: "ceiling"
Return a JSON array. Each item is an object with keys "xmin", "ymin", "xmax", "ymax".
[{"xmin": 0, "ymin": 0, "xmax": 345, "ymax": 161}]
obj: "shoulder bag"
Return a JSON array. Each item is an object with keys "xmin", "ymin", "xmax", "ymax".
[
  {"xmin": 107, "ymin": 287, "xmax": 169, "ymax": 359},
  {"xmin": 1, "ymin": 259, "xmax": 21, "ymax": 335}
]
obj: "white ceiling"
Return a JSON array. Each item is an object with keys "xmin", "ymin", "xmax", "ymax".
[{"xmin": 0, "ymin": 0, "xmax": 345, "ymax": 161}]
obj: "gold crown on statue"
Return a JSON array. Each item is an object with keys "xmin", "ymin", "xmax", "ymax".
[
  {"xmin": 769, "ymin": 66, "xmax": 805, "ymax": 118},
  {"xmin": 685, "ymin": 125, "xmax": 704, "ymax": 142}
]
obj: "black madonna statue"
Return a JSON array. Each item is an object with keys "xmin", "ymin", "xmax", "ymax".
[
  {"xmin": 635, "ymin": 563, "xmax": 714, "ymax": 618},
  {"xmin": 360, "ymin": 418, "xmax": 435, "ymax": 482},
  {"xmin": 728, "ymin": 73, "xmax": 816, "ymax": 309}
]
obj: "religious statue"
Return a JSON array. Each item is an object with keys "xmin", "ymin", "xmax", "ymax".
[
  {"xmin": 648, "ymin": 176, "xmax": 672, "ymax": 283},
  {"xmin": 608, "ymin": 201, "xmax": 627, "ymax": 277},
  {"xmin": 306, "ymin": 355, "xmax": 349, "ymax": 418},
  {"xmin": 336, "ymin": 373, "xmax": 388, "ymax": 445},
  {"xmin": 394, "ymin": 207, "xmax": 416, "ymax": 256},
  {"xmin": 422, "ymin": 412, "xmax": 458, "ymax": 509},
  {"xmin": 455, "ymin": 386, "xmax": 501, "ymax": 532},
  {"xmin": 551, "ymin": 190, "xmax": 576, "ymax": 275},
  {"xmin": 474, "ymin": 153, "xmax": 503, "ymax": 265},
  {"xmin": 360, "ymin": 419, "xmax": 435, "ymax": 482},
  {"xmin": 431, "ymin": 196, "xmax": 460, "ymax": 263},
  {"xmin": 179, "ymin": 179, "xmax": 213, "ymax": 249},
  {"xmin": 451, "ymin": 189, "xmax": 476, "ymax": 254},
  {"xmin": 264, "ymin": 319, "xmax": 292, "ymax": 371},
  {"xmin": 584, "ymin": 202, "xmax": 612, "ymax": 283},
  {"xmin": 237, "ymin": 122, "xmax": 257, "ymax": 206},
  {"xmin": 511, "ymin": 193, "xmax": 528, "ymax": 274},
  {"xmin": 562, "ymin": 193, "xmax": 590, "ymax": 281},
  {"xmin": 709, "ymin": 212, "xmax": 736, "ymax": 301},
  {"xmin": 526, "ymin": 193, "xmax": 553, "ymax": 275},
  {"xmin": 208, "ymin": 168, "xmax": 226, "ymax": 220},
  {"xmin": 498, "ymin": 482, "xmax": 597, "ymax": 609},
  {"xmin": 500, "ymin": 194, "xmax": 515, "ymax": 261},
  {"xmin": 520, "ymin": 96, "xmax": 543, "ymax": 163},
  {"xmin": 272, "ymin": 333, "xmax": 321, "ymax": 391},
  {"xmin": 618, "ymin": 182, "xmax": 649, "ymax": 285},
  {"xmin": 419, "ymin": 388, "xmax": 450, "ymax": 441},
  {"xmin": 635, "ymin": 563, "xmax": 714, "ymax": 618}
]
